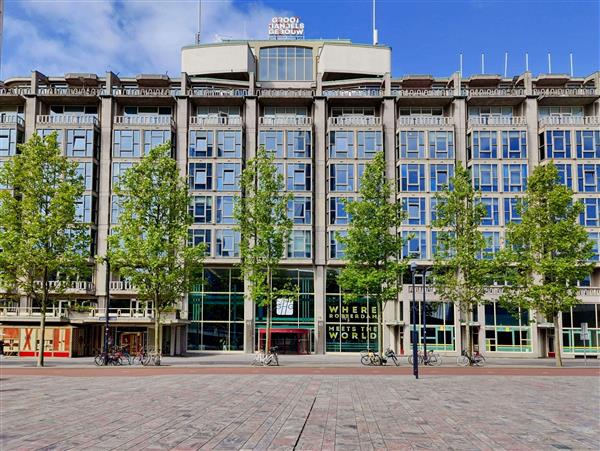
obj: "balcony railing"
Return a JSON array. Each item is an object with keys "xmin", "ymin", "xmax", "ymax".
[
  {"xmin": 112, "ymin": 87, "xmax": 180, "ymax": 97},
  {"xmin": 36, "ymin": 114, "xmax": 99, "ymax": 126},
  {"xmin": 109, "ymin": 280, "xmax": 136, "ymax": 291},
  {"xmin": 32, "ymin": 280, "xmax": 95, "ymax": 292},
  {"xmin": 538, "ymin": 116, "xmax": 600, "ymax": 126},
  {"xmin": 397, "ymin": 116, "xmax": 453, "ymax": 127},
  {"xmin": 256, "ymin": 88, "xmax": 314, "ymax": 97},
  {"xmin": 0, "ymin": 87, "xmax": 32, "ymax": 96},
  {"xmin": 187, "ymin": 87, "xmax": 248, "ymax": 97},
  {"xmin": 90, "ymin": 307, "xmax": 154, "ymax": 319},
  {"xmin": 408, "ymin": 285, "xmax": 600, "ymax": 299},
  {"xmin": 0, "ymin": 114, "xmax": 25, "ymax": 126},
  {"xmin": 468, "ymin": 116, "xmax": 527, "ymax": 127},
  {"xmin": 393, "ymin": 88, "xmax": 454, "ymax": 97},
  {"xmin": 468, "ymin": 88, "xmax": 526, "ymax": 97},
  {"xmin": 324, "ymin": 88, "xmax": 383, "ymax": 97},
  {"xmin": 189, "ymin": 116, "xmax": 242, "ymax": 126},
  {"xmin": 259, "ymin": 116, "xmax": 312, "ymax": 126},
  {"xmin": 328, "ymin": 116, "xmax": 382, "ymax": 127},
  {"xmin": 533, "ymin": 87, "xmax": 598, "ymax": 97},
  {"xmin": 38, "ymin": 87, "xmax": 105, "ymax": 96},
  {"xmin": 114, "ymin": 115, "xmax": 175, "ymax": 126},
  {"xmin": 0, "ymin": 306, "xmax": 68, "ymax": 318}
]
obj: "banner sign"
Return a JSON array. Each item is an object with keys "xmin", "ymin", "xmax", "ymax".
[{"xmin": 268, "ymin": 17, "xmax": 305, "ymax": 38}]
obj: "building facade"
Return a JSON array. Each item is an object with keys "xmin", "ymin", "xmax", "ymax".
[{"xmin": 0, "ymin": 39, "xmax": 599, "ymax": 358}]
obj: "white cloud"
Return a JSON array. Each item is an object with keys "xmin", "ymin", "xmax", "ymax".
[{"xmin": 2, "ymin": 0, "xmax": 288, "ymax": 78}]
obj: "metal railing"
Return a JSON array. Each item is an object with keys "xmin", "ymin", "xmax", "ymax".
[
  {"xmin": 408, "ymin": 285, "xmax": 600, "ymax": 298},
  {"xmin": 257, "ymin": 88, "xmax": 314, "ymax": 97},
  {"xmin": 0, "ymin": 114, "xmax": 25, "ymax": 126},
  {"xmin": 533, "ymin": 87, "xmax": 597, "ymax": 97},
  {"xmin": 393, "ymin": 88, "xmax": 454, "ymax": 97},
  {"xmin": 0, "ymin": 87, "xmax": 32, "ymax": 96},
  {"xmin": 468, "ymin": 116, "xmax": 527, "ymax": 127},
  {"xmin": 538, "ymin": 116, "xmax": 600, "ymax": 126},
  {"xmin": 112, "ymin": 87, "xmax": 180, "ymax": 97},
  {"xmin": 188, "ymin": 87, "xmax": 248, "ymax": 97},
  {"xmin": 114, "ymin": 115, "xmax": 175, "ymax": 126},
  {"xmin": 38, "ymin": 87, "xmax": 105, "ymax": 96},
  {"xmin": 31, "ymin": 280, "xmax": 95, "ymax": 292},
  {"xmin": 468, "ymin": 88, "xmax": 526, "ymax": 97},
  {"xmin": 259, "ymin": 116, "xmax": 312, "ymax": 126},
  {"xmin": 0, "ymin": 306, "xmax": 66, "ymax": 318},
  {"xmin": 90, "ymin": 307, "xmax": 154, "ymax": 319},
  {"xmin": 328, "ymin": 116, "xmax": 382, "ymax": 127},
  {"xmin": 36, "ymin": 114, "xmax": 99, "ymax": 126},
  {"xmin": 397, "ymin": 116, "xmax": 453, "ymax": 127},
  {"xmin": 189, "ymin": 116, "xmax": 243, "ymax": 126},
  {"xmin": 109, "ymin": 280, "xmax": 136, "ymax": 291},
  {"xmin": 324, "ymin": 88, "xmax": 383, "ymax": 97}
]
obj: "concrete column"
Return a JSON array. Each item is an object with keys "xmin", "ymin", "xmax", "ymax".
[
  {"xmin": 314, "ymin": 265, "xmax": 325, "ymax": 354},
  {"xmin": 477, "ymin": 303, "xmax": 486, "ymax": 353},
  {"xmin": 453, "ymin": 99, "xmax": 467, "ymax": 166}
]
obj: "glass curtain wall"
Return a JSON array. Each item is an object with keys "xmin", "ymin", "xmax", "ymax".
[{"xmin": 562, "ymin": 304, "xmax": 599, "ymax": 353}]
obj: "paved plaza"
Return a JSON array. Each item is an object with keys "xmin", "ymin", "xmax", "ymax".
[{"xmin": 1, "ymin": 369, "xmax": 599, "ymax": 450}]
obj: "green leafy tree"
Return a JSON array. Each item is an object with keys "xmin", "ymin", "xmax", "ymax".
[
  {"xmin": 107, "ymin": 143, "xmax": 204, "ymax": 361},
  {"xmin": 0, "ymin": 133, "xmax": 90, "ymax": 367},
  {"xmin": 338, "ymin": 152, "xmax": 406, "ymax": 356},
  {"xmin": 234, "ymin": 146, "xmax": 292, "ymax": 353},
  {"xmin": 431, "ymin": 164, "xmax": 492, "ymax": 359},
  {"xmin": 497, "ymin": 163, "xmax": 594, "ymax": 367}
]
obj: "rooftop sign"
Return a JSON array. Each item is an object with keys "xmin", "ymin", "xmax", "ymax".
[{"xmin": 268, "ymin": 17, "xmax": 304, "ymax": 39}]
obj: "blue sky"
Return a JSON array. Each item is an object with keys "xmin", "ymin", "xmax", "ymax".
[{"xmin": 2, "ymin": 0, "xmax": 599, "ymax": 79}]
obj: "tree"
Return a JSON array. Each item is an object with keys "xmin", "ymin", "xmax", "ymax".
[
  {"xmin": 337, "ymin": 151, "xmax": 406, "ymax": 357},
  {"xmin": 497, "ymin": 163, "xmax": 594, "ymax": 367},
  {"xmin": 0, "ymin": 133, "xmax": 90, "ymax": 367},
  {"xmin": 234, "ymin": 146, "xmax": 292, "ymax": 353},
  {"xmin": 107, "ymin": 143, "xmax": 204, "ymax": 362},
  {"xmin": 431, "ymin": 164, "xmax": 492, "ymax": 360}
]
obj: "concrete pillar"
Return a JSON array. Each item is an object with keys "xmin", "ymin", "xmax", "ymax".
[{"xmin": 314, "ymin": 265, "xmax": 325, "ymax": 354}]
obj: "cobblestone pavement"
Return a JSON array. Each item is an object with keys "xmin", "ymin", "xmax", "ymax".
[{"xmin": 1, "ymin": 374, "xmax": 598, "ymax": 450}]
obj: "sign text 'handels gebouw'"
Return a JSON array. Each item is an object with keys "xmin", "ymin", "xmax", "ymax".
[{"xmin": 268, "ymin": 17, "xmax": 305, "ymax": 37}]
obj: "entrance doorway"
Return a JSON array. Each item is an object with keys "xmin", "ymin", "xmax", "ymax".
[{"xmin": 258, "ymin": 329, "xmax": 310, "ymax": 354}]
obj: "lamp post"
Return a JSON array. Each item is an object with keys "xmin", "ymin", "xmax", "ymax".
[
  {"xmin": 410, "ymin": 261, "xmax": 418, "ymax": 379},
  {"xmin": 103, "ymin": 258, "xmax": 111, "ymax": 365},
  {"xmin": 421, "ymin": 267, "xmax": 430, "ymax": 360}
]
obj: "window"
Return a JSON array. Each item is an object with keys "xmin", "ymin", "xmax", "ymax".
[
  {"xmin": 329, "ymin": 197, "xmax": 351, "ymax": 225},
  {"xmin": 504, "ymin": 198, "xmax": 522, "ymax": 224},
  {"xmin": 110, "ymin": 195, "xmax": 123, "ymax": 224},
  {"xmin": 113, "ymin": 130, "xmax": 140, "ymax": 158},
  {"xmin": 470, "ymin": 131, "xmax": 497, "ymax": 159},
  {"xmin": 0, "ymin": 129, "xmax": 17, "ymax": 156},
  {"xmin": 580, "ymin": 198, "xmax": 600, "ymax": 226},
  {"xmin": 479, "ymin": 231, "xmax": 501, "ymax": 259},
  {"xmin": 402, "ymin": 231, "xmax": 427, "ymax": 259},
  {"xmin": 480, "ymin": 198, "xmax": 500, "ymax": 226},
  {"xmin": 259, "ymin": 130, "xmax": 284, "ymax": 158},
  {"xmin": 143, "ymin": 130, "xmax": 170, "ymax": 155},
  {"xmin": 76, "ymin": 162, "xmax": 94, "ymax": 190},
  {"xmin": 190, "ymin": 196, "xmax": 212, "ymax": 224},
  {"xmin": 357, "ymin": 131, "xmax": 382, "ymax": 159},
  {"xmin": 555, "ymin": 164, "xmax": 573, "ymax": 188},
  {"xmin": 258, "ymin": 46, "xmax": 313, "ymax": 81},
  {"xmin": 589, "ymin": 232, "xmax": 600, "ymax": 261},
  {"xmin": 216, "ymin": 229, "xmax": 240, "ymax": 257},
  {"xmin": 288, "ymin": 197, "xmax": 311, "ymax": 224},
  {"xmin": 400, "ymin": 164, "xmax": 426, "ymax": 192},
  {"xmin": 468, "ymin": 106, "xmax": 513, "ymax": 118},
  {"xmin": 402, "ymin": 197, "xmax": 426, "ymax": 225},
  {"xmin": 189, "ymin": 131, "xmax": 213, "ymax": 157},
  {"xmin": 430, "ymin": 164, "xmax": 454, "ymax": 191},
  {"xmin": 287, "ymin": 131, "xmax": 311, "ymax": 158},
  {"xmin": 189, "ymin": 163, "xmax": 213, "ymax": 190},
  {"xmin": 430, "ymin": 198, "xmax": 445, "ymax": 223},
  {"xmin": 217, "ymin": 163, "xmax": 241, "ymax": 191},
  {"xmin": 543, "ymin": 131, "xmax": 571, "ymax": 159},
  {"xmin": 503, "ymin": 164, "xmax": 528, "ymax": 192},
  {"xmin": 398, "ymin": 131, "xmax": 425, "ymax": 159},
  {"xmin": 502, "ymin": 131, "xmax": 527, "ymax": 158},
  {"xmin": 123, "ymin": 106, "xmax": 171, "ymax": 116},
  {"xmin": 539, "ymin": 106, "xmax": 583, "ymax": 118},
  {"xmin": 287, "ymin": 164, "xmax": 311, "ymax": 191},
  {"xmin": 472, "ymin": 164, "xmax": 498, "ymax": 192},
  {"xmin": 329, "ymin": 131, "xmax": 354, "ymax": 158},
  {"xmin": 197, "ymin": 105, "xmax": 241, "ymax": 119},
  {"xmin": 216, "ymin": 196, "xmax": 236, "ymax": 224},
  {"xmin": 217, "ymin": 131, "xmax": 242, "ymax": 158},
  {"xmin": 38, "ymin": 129, "xmax": 63, "ymax": 148},
  {"xmin": 329, "ymin": 230, "xmax": 347, "ymax": 259},
  {"xmin": 429, "ymin": 131, "xmax": 454, "ymax": 159},
  {"xmin": 576, "ymin": 131, "xmax": 600, "ymax": 158},
  {"xmin": 431, "ymin": 231, "xmax": 454, "ymax": 257},
  {"xmin": 189, "ymin": 229, "xmax": 212, "ymax": 255},
  {"xmin": 288, "ymin": 230, "xmax": 311, "ymax": 258},
  {"xmin": 577, "ymin": 164, "xmax": 600, "ymax": 192},
  {"xmin": 67, "ymin": 129, "xmax": 94, "ymax": 157},
  {"xmin": 75, "ymin": 195, "xmax": 93, "ymax": 223},
  {"xmin": 357, "ymin": 164, "xmax": 366, "ymax": 190},
  {"xmin": 329, "ymin": 164, "xmax": 354, "ymax": 192},
  {"xmin": 112, "ymin": 162, "xmax": 133, "ymax": 187}
]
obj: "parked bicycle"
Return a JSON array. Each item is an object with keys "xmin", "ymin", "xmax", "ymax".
[
  {"xmin": 360, "ymin": 349, "xmax": 382, "ymax": 366},
  {"xmin": 380, "ymin": 347, "xmax": 400, "ymax": 366},
  {"xmin": 142, "ymin": 349, "xmax": 162, "ymax": 366},
  {"xmin": 408, "ymin": 350, "xmax": 442, "ymax": 366},
  {"xmin": 456, "ymin": 350, "xmax": 485, "ymax": 367},
  {"xmin": 251, "ymin": 346, "xmax": 279, "ymax": 366}
]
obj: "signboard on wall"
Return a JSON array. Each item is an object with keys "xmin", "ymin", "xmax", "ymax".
[{"xmin": 268, "ymin": 17, "xmax": 305, "ymax": 39}]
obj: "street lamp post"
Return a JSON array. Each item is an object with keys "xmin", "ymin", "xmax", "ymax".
[
  {"xmin": 410, "ymin": 261, "xmax": 418, "ymax": 379},
  {"xmin": 103, "ymin": 259, "xmax": 111, "ymax": 365},
  {"xmin": 422, "ymin": 267, "xmax": 428, "ymax": 359}
]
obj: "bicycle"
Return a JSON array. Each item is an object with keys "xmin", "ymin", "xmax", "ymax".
[
  {"xmin": 457, "ymin": 350, "xmax": 485, "ymax": 367},
  {"xmin": 132, "ymin": 348, "xmax": 149, "ymax": 365},
  {"xmin": 142, "ymin": 350, "xmax": 162, "ymax": 366},
  {"xmin": 251, "ymin": 346, "xmax": 279, "ymax": 366},
  {"xmin": 408, "ymin": 350, "xmax": 442, "ymax": 366},
  {"xmin": 381, "ymin": 347, "xmax": 400, "ymax": 366},
  {"xmin": 360, "ymin": 349, "xmax": 381, "ymax": 366}
]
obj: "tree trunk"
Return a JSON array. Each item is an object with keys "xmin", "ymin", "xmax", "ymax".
[
  {"xmin": 154, "ymin": 294, "xmax": 161, "ymax": 365},
  {"xmin": 37, "ymin": 299, "xmax": 46, "ymax": 367},
  {"xmin": 464, "ymin": 305, "xmax": 472, "ymax": 365},
  {"xmin": 378, "ymin": 300, "xmax": 384, "ymax": 361},
  {"xmin": 553, "ymin": 314, "xmax": 563, "ymax": 367},
  {"xmin": 265, "ymin": 267, "xmax": 272, "ymax": 353}
]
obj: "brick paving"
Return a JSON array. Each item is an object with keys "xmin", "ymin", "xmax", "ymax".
[{"xmin": 1, "ymin": 373, "xmax": 599, "ymax": 450}]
